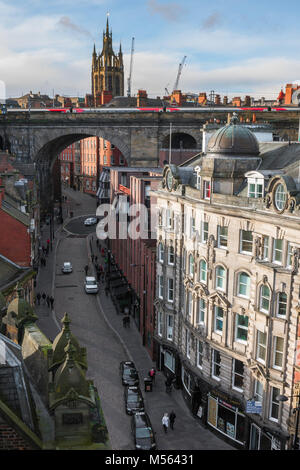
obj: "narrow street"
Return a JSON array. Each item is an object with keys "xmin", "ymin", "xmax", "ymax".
[{"xmin": 35, "ymin": 187, "xmax": 234, "ymax": 451}]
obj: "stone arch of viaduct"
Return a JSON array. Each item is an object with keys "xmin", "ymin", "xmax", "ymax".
[{"xmin": 0, "ymin": 113, "xmax": 204, "ymax": 169}]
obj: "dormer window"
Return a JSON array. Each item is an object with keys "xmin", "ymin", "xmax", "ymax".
[
  {"xmin": 203, "ymin": 180, "xmax": 211, "ymax": 200},
  {"xmin": 248, "ymin": 178, "xmax": 263, "ymax": 198}
]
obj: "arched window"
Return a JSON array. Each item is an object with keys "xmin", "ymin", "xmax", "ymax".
[
  {"xmin": 158, "ymin": 243, "xmax": 164, "ymax": 263},
  {"xmin": 189, "ymin": 254, "xmax": 195, "ymax": 276},
  {"xmin": 199, "ymin": 260, "xmax": 207, "ymax": 283},
  {"xmin": 237, "ymin": 272, "xmax": 251, "ymax": 298},
  {"xmin": 215, "ymin": 265, "xmax": 226, "ymax": 291},
  {"xmin": 260, "ymin": 285, "xmax": 271, "ymax": 313}
]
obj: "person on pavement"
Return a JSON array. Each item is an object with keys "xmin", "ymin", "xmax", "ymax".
[
  {"xmin": 169, "ymin": 411, "xmax": 176, "ymax": 430},
  {"xmin": 162, "ymin": 413, "xmax": 169, "ymax": 434}
]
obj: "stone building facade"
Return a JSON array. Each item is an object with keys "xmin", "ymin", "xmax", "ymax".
[{"xmin": 153, "ymin": 117, "xmax": 300, "ymax": 449}]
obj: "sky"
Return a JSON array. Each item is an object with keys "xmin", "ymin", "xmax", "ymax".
[{"xmin": 1, "ymin": 0, "xmax": 300, "ymax": 100}]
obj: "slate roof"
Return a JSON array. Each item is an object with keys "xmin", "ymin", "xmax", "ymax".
[{"xmin": 0, "ymin": 254, "xmax": 31, "ymax": 290}]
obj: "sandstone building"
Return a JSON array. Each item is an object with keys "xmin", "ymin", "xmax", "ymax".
[{"xmin": 153, "ymin": 116, "xmax": 300, "ymax": 449}]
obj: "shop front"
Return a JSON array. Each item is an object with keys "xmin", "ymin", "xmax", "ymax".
[
  {"xmin": 207, "ymin": 390, "xmax": 246, "ymax": 448},
  {"xmin": 247, "ymin": 417, "xmax": 287, "ymax": 450}
]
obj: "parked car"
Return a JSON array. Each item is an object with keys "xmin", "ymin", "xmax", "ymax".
[
  {"xmin": 131, "ymin": 412, "xmax": 157, "ymax": 450},
  {"xmin": 84, "ymin": 276, "xmax": 99, "ymax": 294},
  {"xmin": 120, "ymin": 361, "xmax": 139, "ymax": 387},
  {"xmin": 62, "ymin": 262, "xmax": 73, "ymax": 273},
  {"xmin": 124, "ymin": 386, "xmax": 144, "ymax": 415},
  {"xmin": 84, "ymin": 217, "xmax": 98, "ymax": 226}
]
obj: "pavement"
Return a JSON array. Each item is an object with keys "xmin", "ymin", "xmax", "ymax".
[{"xmin": 34, "ymin": 187, "xmax": 234, "ymax": 451}]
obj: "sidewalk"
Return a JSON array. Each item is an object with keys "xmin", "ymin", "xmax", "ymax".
[{"xmin": 87, "ymin": 234, "xmax": 234, "ymax": 450}]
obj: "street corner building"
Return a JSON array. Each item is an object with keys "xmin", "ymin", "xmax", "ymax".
[{"xmin": 152, "ymin": 115, "xmax": 300, "ymax": 450}]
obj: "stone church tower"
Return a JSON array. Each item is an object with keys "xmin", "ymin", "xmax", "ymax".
[{"xmin": 91, "ymin": 18, "xmax": 124, "ymax": 105}]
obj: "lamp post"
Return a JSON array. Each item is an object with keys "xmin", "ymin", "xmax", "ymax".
[{"xmin": 277, "ymin": 393, "xmax": 300, "ymax": 449}]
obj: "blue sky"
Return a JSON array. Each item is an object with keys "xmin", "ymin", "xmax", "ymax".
[{"xmin": 1, "ymin": 0, "xmax": 300, "ymax": 100}]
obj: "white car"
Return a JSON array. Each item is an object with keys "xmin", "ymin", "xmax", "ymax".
[
  {"xmin": 84, "ymin": 276, "xmax": 99, "ymax": 294},
  {"xmin": 84, "ymin": 217, "xmax": 98, "ymax": 226},
  {"xmin": 62, "ymin": 262, "xmax": 73, "ymax": 273}
]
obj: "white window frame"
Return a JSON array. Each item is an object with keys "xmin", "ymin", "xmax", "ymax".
[
  {"xmin": 237, "ymin": 272, "xmax": 251, "ymax": 298},
  {"xmin": 166, "ymin": 209, "xmax": 173, "ymax": 229},
  {"xmin": 214, "ymin": 305, "xmax": 224, "ymax": 334},
  {"xmin": 235, "ymin": 314, "xmax": 248, "ymax": 344},
  {"xmin": 196, "ymin": 298, "xmax": 206, "ymax": 326},
  {"xmin": 269, "ymin": 386, "xmax": 280, "ymax": 423},
  {"xmin": 166, "ymin": 314, "xmax": 174, "ymax": 341},
  {"xmin": 203, "ymin": 180, "xmax": 211, "ymax": 200},
  {"xmin": 276, "ymin": 292, "xmax": 287, "ymax": 318},
  {"xmin": 240, "ymin": 230, "xmax": 253, "ymax": 255},
  {"xmin": 167, "ymin": 278, "xmax": 174, "ymax": 303},
  {"xmin": 196, "ymin": 340, "xmax": 203, "ymax": 369},
  {"xmin": 185, "ymin": 329, "xmax": 191, "ymax": 359},
  {"xmin": 254, "ymin": 379, "xmax": 264, "ymax": 405},
  {"xmin": 215, "ymin": 265, "xmax": 226, "ymax": 291},
  {"xmin": 273, "ymin": 336, "xmax": 284, "ymax": 370},
  {"xmin": 199, "ymin": 259, "xmax": 207, "ymax": 284},
  {"xmin": 158, "ymin": 242, "xmax": 164, "ymax": 263},
  {"xmin": 273, "ymin": 238, "xmax": 283, "ymax": 265},
  {"xmin": 157, "ymin": 311, "xmax": 163, "ymax": 336},
  {"xmin": 217, "ymin": 226, "xmax": 228, "ymax": 249},
  {"xmin": 232, "ymin": 359, "xmax": 244, "ymax": 392},
  {"xmin": 189, "ymin": 254, "xmax": 195, "ymax": 276},
  {"xmin": 190, "ymin": 216, "xmax": 196, "ymax": 237},
  {"xmin": 256, "ymin": 330, "xmax": 267, "ymax": 364},
  {"xmin": 274, "ymin": 183, "xmax": 286, "ymax": 211},
  {"xmin": 286, "ymin": 242, "xmax": 293, "ymax": 268},
  {"xmin": 201, "ymin": 221, "xmax": 209, "ymax": 243},
  {"xmin": 158, "ymin": 275, "xmax": 164, "ymax": 299},
  {"xmin": 248, "ymin": 178, "xmax": 264, "ymax": 198},
  {"xmin": 260, "ymin": 285, "xmax": 271, "ymax": 314},
  {"xmin": 212, "ymin": 349, "xmax": 221, "ymax": 380},
  {"xmin": 262, "ymin": 236, "xmax": 269, "ymax": 260},
  {"xmin": 168, "ymin": 245, "xmax": 175, "ymax": 265},
  {"xmin": 186, "ymin": 291, "xmax": 193, "ymax": 322}
]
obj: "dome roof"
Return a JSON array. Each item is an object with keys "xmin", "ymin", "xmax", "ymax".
[
  {"xmin": 7, "ymin": 288, "xmax": 37, "ymax": 326},
  {"xmin": 207, "ymin": 119, "xmax": 260, "ymax": 157}
]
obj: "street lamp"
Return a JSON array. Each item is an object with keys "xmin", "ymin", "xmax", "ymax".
[{"xmin": 277, "ymin": 393, "xmax": 300, "ymax": 450}]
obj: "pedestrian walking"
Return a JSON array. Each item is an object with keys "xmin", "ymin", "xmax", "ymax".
[
  {"xmin": 105, "ymin": 286, "xmax": 109, "ymax": 296},
  {"xmin": 36, "ymin": 292, "xmax": 41, "ymax": 305},
  {"xmin": 94, "ymin": 255, "xmax": 98, "ymax": 264},
  {"xmin": 43, "ymin": 257, "xmax": 47, "ymax": 267},
  {"xmin": 91, "ymin": 254, "xmax": 94, "ymax": 263},
  {"xmin": 125, "ymin": 315, "xmax": 130, "ymax": 328},
  {"xmin": 47, "ymin": 238, "xmax": 50, "ymax": 246},
  {"xmin": 96, "ymin": 239, "xmax": 99, "ymax": 248},
  {"xmin": 46, "ymin": 295, "xmax": 50, "ymax": 308},
  {"xmin": 162, "ymin": 413, "xmax": 169, "ymax": 434},
  {"xmin": 101, "ymin": 248, "xmax": 105, "ymax": 257},
  {"xmin": 84, "ymin": 264, "xmax": 89, "ymax": 276},
  {"xmin": 42, "ymin": 292, "xmax": 46, "ymax": 304},
  {"xmin": 149, "ymin": 367, "xmax": 156, "ymax": 383},
  {"xmin": 122, "ymin": 316, "xmax": 127, "ymax": 328},
  {"xmin": 49, "ymin": 296, "xmax": 54, "ymax": 309},
  {"xmin": 169, "ymin": 411, "xmax": 176, "ymax": 430},
  {"xmin": 46, "ymin": 245, "xmax": 49, "ymax": 255}
]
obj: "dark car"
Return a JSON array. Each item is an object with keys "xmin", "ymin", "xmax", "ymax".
[
  {"xmin": 124, "ymin": 386, "xmax": 144, "ymax": 415},
  {"xmin": 131, "ymin": 412, "xmax": 157, "ymax": 450},
  {"xmin": 120, "ymin": 361, "xmax": 139, "ymax": 386}
]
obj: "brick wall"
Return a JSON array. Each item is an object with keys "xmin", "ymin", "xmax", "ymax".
[
  {"xmin": 0, "ymin": 209, "xmax": 31, "ymax": 266},
  {"xmin": 0, "ymin": 423, "xmax": 34, "ymax": 450}
]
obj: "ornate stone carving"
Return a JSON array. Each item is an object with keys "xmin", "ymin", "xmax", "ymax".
[
  {"xmin": 254, "ymin": 236, "xmax": 262, "ymax": 259},
  {"xmin": 207, "ymin": 235, "xmax": 216, "ymax": 279},
  {"xmin": 292, "ymin": 248, "xmax": 299, "ymax": 274}
]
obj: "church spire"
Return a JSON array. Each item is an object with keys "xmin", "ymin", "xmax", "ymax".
[{"xmin": 106, "ymin": 13, "xmax": 110, "ymax": 36}]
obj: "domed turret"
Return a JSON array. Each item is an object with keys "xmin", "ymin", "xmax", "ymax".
[
  {"xmin": 207, "ymin": 114, "xmax": 260, "ymax": 157},
  {"xmin": 50, "ymin": 313, "xmax": 87, "ymax": 371}
]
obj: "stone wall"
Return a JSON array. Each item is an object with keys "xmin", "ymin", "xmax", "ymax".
[{"xmin": 21, "ymin": 324, "xmax": 52, "ymax": 405}]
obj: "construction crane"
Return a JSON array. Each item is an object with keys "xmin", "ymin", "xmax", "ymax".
[
  {"xmin": 127, "ymin": 37, "xmax": 135, "ymax": 98},
  {"xmin": 173, "ymin": 55, "xmax": 187, "ymax": 91}
]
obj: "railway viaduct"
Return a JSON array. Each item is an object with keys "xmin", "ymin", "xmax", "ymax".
[{"xmin": 0, "ymin": 109, "xmax": 299, "ymax": 212}]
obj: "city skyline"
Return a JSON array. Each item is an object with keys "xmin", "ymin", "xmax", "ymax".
[{"xmin": 1, "ymin": 0, "xmax": 300, "ymax": 99}]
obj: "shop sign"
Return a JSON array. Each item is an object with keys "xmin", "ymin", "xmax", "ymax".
[
  {"xmin": 119, "ymin": 184, "xmax": 130, "ymax": 195},
  {"xmin": 246, "ymin": 400, "xmax": 262, "ymax": 414}
]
